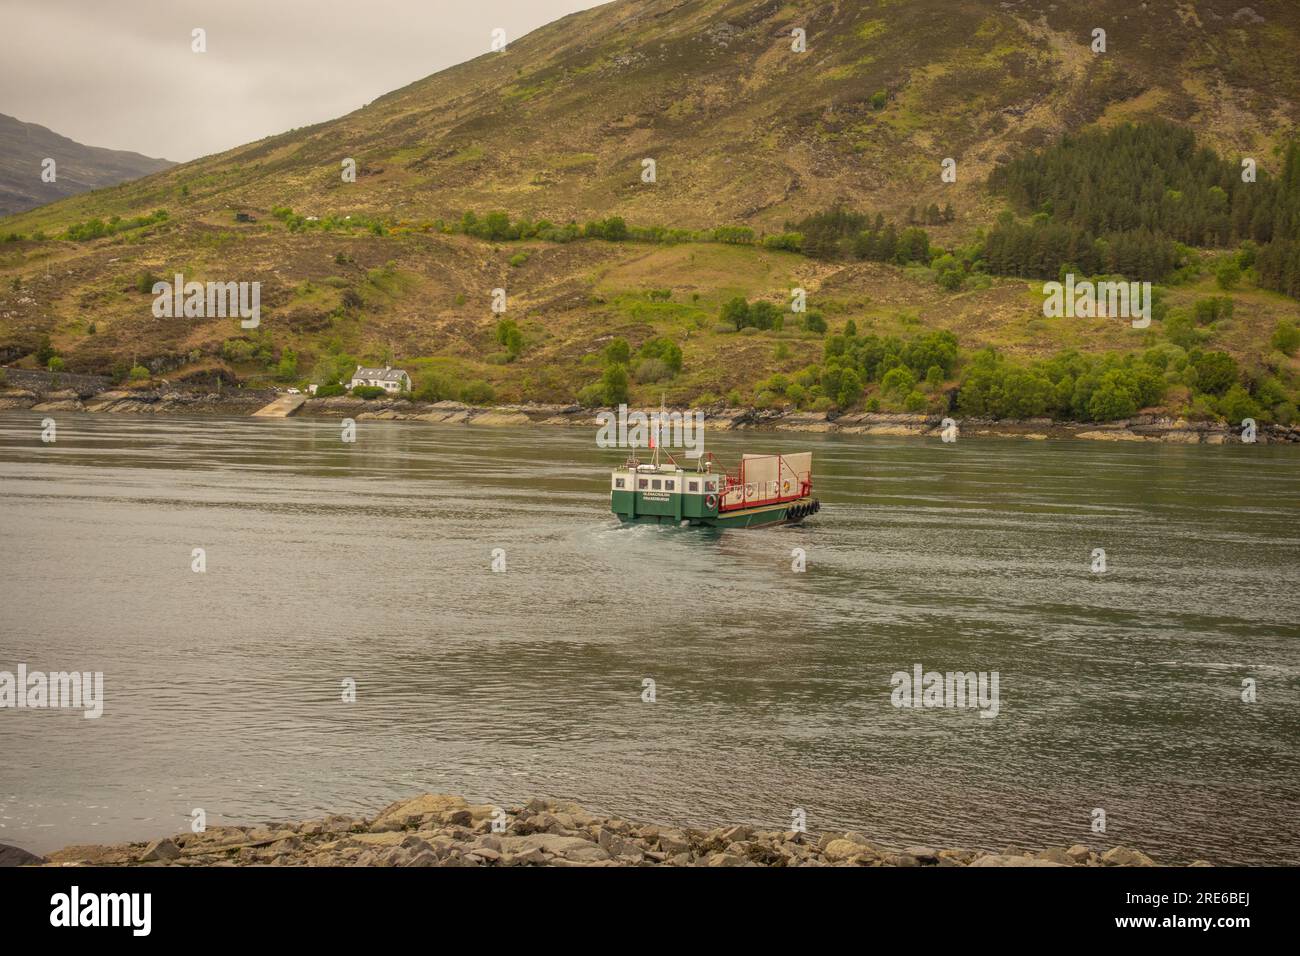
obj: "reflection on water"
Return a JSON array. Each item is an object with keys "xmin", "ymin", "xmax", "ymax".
[{"xmin": 0, "ymin": 411, "xmax": 1297, "ymax": 862}]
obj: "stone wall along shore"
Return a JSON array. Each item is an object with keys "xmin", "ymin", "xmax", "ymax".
[{"xmin": 8, "ymin": 794, "xmax": 1210, "ymax": 868}]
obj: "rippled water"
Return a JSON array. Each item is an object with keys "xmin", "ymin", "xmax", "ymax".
[{"xmin": 0, "ymin": 411, "xmax": 1297, "ymax": 863}]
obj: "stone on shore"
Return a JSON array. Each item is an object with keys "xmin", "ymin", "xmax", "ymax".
[
  {"xmin": 139, "ymin": 838, "xmax": 181, "ymax": 862},
  {"xmin": 824, "ymin": 838, "xmax": 876, "ymax": 862},
  {"xmin": 22, "ymin": 794, "xmax": 1192, "ymax": 868},
  {"xmin": 467, "ymin": 411, "xmax": 531, "ymax": 427},
  {"xmin": 14, "ymin": 381, "xmax": 1299, "ymax": 444},
  {"xmin": 1101, "ymin": 846, "xmax": 1157, "ymax": 867},
  {"xmin": 1036, "ymin": 847, "xmax": 1075, "ymax": 865},
  {"xmin": 369, "ymin": 794, "xmax": 496, "ymax": 832}
]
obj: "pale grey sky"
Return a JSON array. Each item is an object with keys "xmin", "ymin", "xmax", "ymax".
[{"xmin": 0, "ymin": 0, "xmax": 611, "ymax": 162}]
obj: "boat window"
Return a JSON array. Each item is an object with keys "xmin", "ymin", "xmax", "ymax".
[
  {"xmin": 706, "ymin": 481, "xmax": 716, "ymax": 492},
  {"xmin": 638, "ymin": 478, "xmax": 648, "ymax": 489},
  {"xmin": 615, "ymin": 478, "xmax": 625, "ymax": 489},
  {"xmin": 652, "ymin": 479, "xmax": 661, "ymax": 490},
  {"xmin": 665, "ymin": 480, "xmax": 674, "ymax": 490},
  {"xmin": 688, "ymin": 480, "xmax": 699, "ymax": 492}
]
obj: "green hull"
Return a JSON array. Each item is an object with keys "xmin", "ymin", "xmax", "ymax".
[
  {"xmin": 609, "ymin": 459, "xmax": 818, "ymax": 528},
  {"xmin": 616, "ymin": 497, "xmax": 814, "ymax": 528}
]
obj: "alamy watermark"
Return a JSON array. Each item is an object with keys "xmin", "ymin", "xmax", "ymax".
[
  {"xmin": 1, "ymin": 664, "xmax": 104, "ymax": 718},
  {"xmin": 50, "ymin": 886, "xmax": 150, "ymax": 936},
  {"xmin": 151, "ymin": 272, "xmax": 260, "ymax": 328},
  {"xmin": 596, "ymin": 404, "xmax": 705, "ymax": 458},
  {"xmin": 890, "ymin": 664, "xmax": 999, "ymax": 718},
  {"xmin": 1042, "ymin": 274, "xmax": 1150, "ymax": 329}
]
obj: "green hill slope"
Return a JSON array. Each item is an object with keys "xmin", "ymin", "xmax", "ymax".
[{"xmin": 1, "ymin": 0, "xmax": 1298, "ymax": 422}]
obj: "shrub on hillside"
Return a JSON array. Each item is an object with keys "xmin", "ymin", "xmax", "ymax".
[
  {"xmin": 459, "ymin": 380, "xmax": 495, "ymax": 405},
  {"xmin": 836, "ymin": 369, "xmax": 864, "ymax": 408},
  {"xmin": 803, "ymin": 311, "xmax": 827, "ymax": 334},
  {"xmin": 956, "ymin": 347, "xmax": 1173, "ymax": 422},
  {"xmin": 1163, "ymin": 311, "xmax": 1204, "ymax": 350},
  {"xmin": 221, "ymin": 339, "xmax": 255, "ymax": 362},
  {"xmin": 634, "ymin": 358, "xmax": 673, "ymax": 384},
  {"xmin": 583, "ymin": 217, "xmax": 628, "ymax": 241},
  {"xmin": 1086, "ymin": 372, "xmax": 1140, "ymax": 421},
  {"xmin": 637, "ymin": 337, "xmax": 682, "ymax": 374},
  {"xmin": 274, "ymin": 349, "xmax": 298, "ymax": 382},
  {"xmin": 1215, "ymin": 258, "xmax": 1241, "ymax": 291},
  {"xmin": 721, "ymin": 297, "xmax": 749, "ymax": 331},
  {"xmin": 720, "ymin": 297, "xmax": 783, "ymax": 332},
  {"xmin": 1189, "ymin": 350, "xmax": 1237, "ymax": 396},
  {"xmin": 1193, "ymin": 297, "xmax": 1234, "ymax": 325},
  {"xmin": 763, "ymin": 232, "xmax": 803, "ymax": 252},
  {"xmin": 603, "ymin": 337, "xmax": 631, "ymax": 366},
  {"xmin": 312, "ymin": 348, "xmax": 358, "ymax": 387},
  {"xmin": 35, "ymin": 335, "xmax": 55, "ymax": 367},
  {"xmin": 1271, "ymin": 320, "xmax": 1300, "ymax": 355},
  {"xmin": 602, "ymin": 364, "xmax": 629, "ymax": 405},
  {"xmin": 351, "ymin": 385, "xmax": 387, "ymax": 400},
  {"xmin": 880, "ymin": 366, "xmax": 917, "ymax": 396},
  {"xmin": 496, "ymin": 318, "xmax": 524, "ymax": 361},
  {"xmin": 932, "ymin": 253, "xmax": 965, "ymax": 291},
  {"xmin": 581, "ymin": 364, "xmax": 630, "ymax": 406},
  {"xmin": 761, "ymin": 373, "xmax": 790, "ymax": 394},
  {"xmin": 414, "ymin": 373, "xmax": 456, "ymax": 403},
  {"xmin": 711, "ymin": 226, "xmax": 755, "ymax": 245},
  {"xmin": 1218, "ymin": 384, "xmax": 1262, "ymax": 423},
  {"xmin": 65, "ymin": 209, "xmax": 167, "ymax": 242}
]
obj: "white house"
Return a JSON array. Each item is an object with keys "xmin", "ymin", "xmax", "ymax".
[{"xmin": 350, "ymin": 365, "xmax": 411, "ymax": 393}]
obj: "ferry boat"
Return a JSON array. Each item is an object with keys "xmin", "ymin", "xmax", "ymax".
[{"xmin": 610, "ymin": 447, "xmax": 820, "ymax": 528}]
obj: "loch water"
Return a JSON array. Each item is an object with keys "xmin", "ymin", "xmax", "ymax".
[{"xmin": 1, "ymin": 412, "xmax": 1297, "ymax": 863}]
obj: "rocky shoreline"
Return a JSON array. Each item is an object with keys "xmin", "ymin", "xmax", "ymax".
[
  {"xmin": 1, "ymin": 384, "xmax": 1295, "ymax": 444},
  {"xmin": 4, "ymin": 794, "xmax": 1206, "ymax": 867}
]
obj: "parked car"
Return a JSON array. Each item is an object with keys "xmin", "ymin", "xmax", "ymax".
[{"xmin": 287, "ymin": 387, "xmax": 301, "ymax": 394}]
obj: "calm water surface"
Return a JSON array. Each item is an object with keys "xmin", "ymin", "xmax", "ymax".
[{"xmin": 0, "ymin": 411, "xmax": 1297, "ymax": 862}]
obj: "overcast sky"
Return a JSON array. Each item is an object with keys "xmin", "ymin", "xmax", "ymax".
[{"xmin": 0, "ymin": 0, "xmax": 610, "ymax": 163}]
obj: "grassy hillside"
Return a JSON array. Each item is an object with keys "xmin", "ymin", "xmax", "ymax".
[{"xmin": 1, "ymin": 0, "xmax": 1299, "ymax": 422}]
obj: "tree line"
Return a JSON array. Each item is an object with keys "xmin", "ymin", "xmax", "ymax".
[
  {"xmin": 987, "ymin": 121, "xmax": 1300, "ymax": 292},
  {"xmin": 784, "ymin": 208, "xmax": 937, "ymax": 264}
]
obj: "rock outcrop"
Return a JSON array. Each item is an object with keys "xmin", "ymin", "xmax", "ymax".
[
  {"xmin": 29, "ymin": 794, "xmax": 1207, "ymax": 868},
  {"xmin": 6, "ymin": 382, "xmax": 1293, "ymax": 444}
]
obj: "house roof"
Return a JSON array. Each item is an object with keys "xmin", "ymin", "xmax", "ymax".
[{"xmin": 352, "ymin": 366, "xmax": 408, "ymax": 381}]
